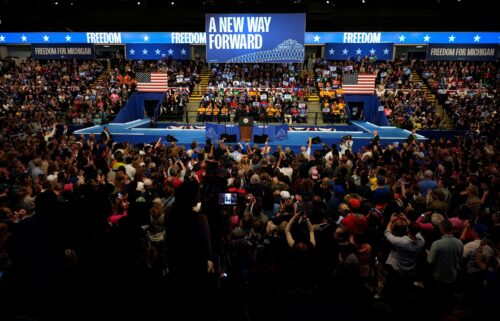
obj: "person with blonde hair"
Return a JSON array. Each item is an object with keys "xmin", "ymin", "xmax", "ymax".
[{"xmin": 147, "ymin": 198, "xmax": 165, "ymax": 245}]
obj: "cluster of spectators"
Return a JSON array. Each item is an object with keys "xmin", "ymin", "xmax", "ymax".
[
  {"xmin": 379, "ymin": 89, "xmax": 441, "ymax": 129},
  {"xmin": 196, "ymin": 63, "xmax": 310, "ymax": 124},
  {"xmin": 117, "ymin": 58, "xmax": 204, "ymax": 92},
  {"xmin": 0, "ymin": 103, "xmax": 497, "ymax": 320},
  {"xmin": 314, "ymin": 59, "xmax": 419, "ymax": 125},
  {"xmin": 109, "ymin": 59, "xmax": 205, "ymax": 120},
  {"xmin": 418, "ymin": 61, "xmax": 498, "ymax": 91},
  {"xmin": 418, "ymin": 61, "xmax": 499, "ymax": 129},
  {"xmin": 0, "ymin": 57, "xmax": 499, "ymax": 321},
  {"xmin": 0, "ymin": 58, "xmax": 129, "ymax": 129}
]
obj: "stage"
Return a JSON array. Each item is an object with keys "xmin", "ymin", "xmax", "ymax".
[{"xmin": 74, "ymin": 119, "xmax": 426, "ymax": 154}]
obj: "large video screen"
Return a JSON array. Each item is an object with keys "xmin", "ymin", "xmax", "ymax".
[{"xmin": 205, "ymin": 13, "xmax": 305, "ymax": 63}]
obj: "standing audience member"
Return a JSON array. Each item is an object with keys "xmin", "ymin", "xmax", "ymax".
[{"xmin": 427, "ymin": 220, "xmax": 464, "ymax": 316}]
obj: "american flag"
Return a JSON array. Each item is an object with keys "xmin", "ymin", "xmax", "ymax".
[
  {"xmin": 342, "ymin": 73, "xmax": 377, "ymax": 95},
  {"xmin": 136, "ymin": 72, "xmax": 168, "ymax": 92}
]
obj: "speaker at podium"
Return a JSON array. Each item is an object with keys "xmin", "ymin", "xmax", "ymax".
[{"xmin": 238, "ymin": 116, "xmax": 253, "ymax": 142}]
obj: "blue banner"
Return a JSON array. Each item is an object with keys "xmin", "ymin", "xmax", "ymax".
[
  {"xmin": 31, "ymin": 43, "xmax": 95, "ymax": 59},
  {"xmin": 325, "ymin": 43, "xmax": 393, "ymax": 60},
  {"xmin": 205, "ymin": 123, "xmax": 240, "ymax": 142},
  {"xmin": 205, "ymin": 13, "xmax": 305, "ymax": 63},
  {"xmin": 427, "ymin": 44, "xmax": 497, "ymax": 61},
  {"xmin": 253, "ymin": 124, "xmax": 289, "ymax": 141},
  {"xmin": 125, "ymin": 44, "xmax": 190, "ymax": 60},
  {"xmin": 307, "ymin": 32, "xmax": 500, "ymax": 45},
  {"xmin": 1, "ymin": 31, "xmax": 499, "ymax": 45},
  {"xmin": 0, "ymin": 31, "xmax": 500, "ymax": 45}
]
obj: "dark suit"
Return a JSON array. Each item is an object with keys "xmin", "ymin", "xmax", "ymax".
[
  {"xmin": 407, "ymin": 133, "xmax": 417, "ymax": 144},
  {"xmin": 100, "ymin": 129, "xmax": 112, "ymax": 142}
]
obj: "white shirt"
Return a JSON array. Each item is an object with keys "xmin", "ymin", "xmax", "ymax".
[
  {"xmin": 125, "ymin": 164, "xmax": 136, "ymax": 180},
  {"xmin": 280, "ymin": 167, "xmax": 293, "ymax": 181},
  {"xmin": 340, "ymin": 140, "xmax": 353, "ymax": 155},
  {"xmin": 324, "ymin": 150, "xmax": 341, "ymax": 161}
]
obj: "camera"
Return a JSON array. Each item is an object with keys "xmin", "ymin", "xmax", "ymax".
[{"xmin": 219, "ymin": 192, "xmax": 237, "ymax": 205}]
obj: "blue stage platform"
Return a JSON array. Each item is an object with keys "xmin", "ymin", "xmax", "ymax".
[{"xmin": 74, "ymin": 119, "xmax": 425, "ymax": 154}]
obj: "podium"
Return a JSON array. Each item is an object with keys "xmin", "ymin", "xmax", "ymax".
[{"xmin": 239, "ymin": 116, "xmax": 253, "ymax": 142}]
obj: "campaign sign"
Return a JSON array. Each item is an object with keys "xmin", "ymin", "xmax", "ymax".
[
  {"xmin": 427, "ymin": 44, "xmax": 497, "ymax": 61},
  {"xmin": 206, "ymin": 13, "xmax": 305, "ymax": 63},
  {"xmin": 32, "ymin": 43, "xmax": 94, "ymax": 59}
]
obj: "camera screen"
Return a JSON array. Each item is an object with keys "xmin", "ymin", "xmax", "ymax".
[{"xmin": 219, "ymin": 193, "xmax": 237, "ymax": 205}]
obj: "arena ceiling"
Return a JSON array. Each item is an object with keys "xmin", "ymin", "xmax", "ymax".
[{"xmin": 0, "ymin": 0, "xmax": 499, "ymax": 32}]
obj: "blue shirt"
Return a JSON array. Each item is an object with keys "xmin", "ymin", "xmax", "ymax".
[{"xmin": 418, "ymin": 179, "xmax": 437, "ymax": 196}]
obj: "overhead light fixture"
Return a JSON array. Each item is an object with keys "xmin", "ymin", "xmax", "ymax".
[
  {"xmin": 362, "ymin": 0, "xmax": 366, "ymax": 3},
  {"xmin": 416, "ymin": 45, "xmax": 423, "ymax": 48},
  {"xmin": 171, "ymin": 1, "xmax": 175, "ymax": 5},
  {"xmin": 137, "ymin": 1, "xmax": 141, "ymax": 5}
]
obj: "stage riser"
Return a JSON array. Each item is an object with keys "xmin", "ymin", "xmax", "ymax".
[{"xmin": 75, "ymin": 119, "xmax": 424, "ymax": 155}]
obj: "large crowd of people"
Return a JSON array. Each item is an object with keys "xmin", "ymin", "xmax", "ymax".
[
  {"xmin": 196, "ymin": 63, "xmax": 310, "ymax": 124},
  {"xmin": 109, "ymin": 59, "xmax": 204, "ymax": 121},
  {"xmin": 0, "ymin": 55, "xmax": 498, "ymax": 321},
  {"xmin": 417, "ymin": 61, "xmax": 499, "ymax": 130},
  {"xmin": 313, "ymin": 58, "xmax": 443, "ymax": 128}
]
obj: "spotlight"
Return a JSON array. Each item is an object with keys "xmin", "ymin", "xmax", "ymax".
[
  {"xmin": 171, "ymin": 1, "xmax": 175, "ymax": 4},
  {"xmin": 137, "ymin": 1, "xmax": 141, "ymax": 5}
]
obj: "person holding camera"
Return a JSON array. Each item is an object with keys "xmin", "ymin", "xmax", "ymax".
[
  {"xmin": 285, "ymin": 212, "xmax": 316, "ymax": 250},
  {"xmin": 383, "ymin": 213, "xmax": 425, "ymax": 304}
]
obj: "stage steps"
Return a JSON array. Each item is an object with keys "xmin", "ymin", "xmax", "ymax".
[
  {"xmin": 308, "ymin": 70, "xmax": 320, "ymax": 102},
  {"xmin": 305, "ymin": 101, "xmax": 322, "ymax": 124},
  {"xmin": 91, "ymin": 67, "xmax": 111, "ymax": 90},
  {"xmin": 189, "ymin": 70, "xmax": 211, "ymax": 101},
  {"xmin": 186, "ymin": 100, "xmax": 201, "ymax": 123},
  {"xmin": 411, "ymin": 71, "xmax": 451, "ymax": 128},
  {"xmin": 411, "ymin": 71, "xmax": 436, "ymax": 104}
]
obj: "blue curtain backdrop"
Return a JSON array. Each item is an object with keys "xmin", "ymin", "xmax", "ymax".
[
  {"xmin": 344, "ymin": 95, "xmax": 389, "ymax": 126},
  {"xmin": 113, "ymin": 92, "xmax": 165, "ymax": 123}
]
